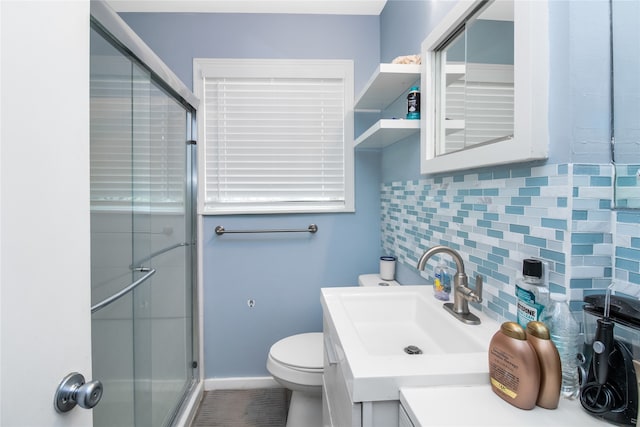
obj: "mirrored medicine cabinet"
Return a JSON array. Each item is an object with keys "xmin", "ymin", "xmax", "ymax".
[
  {"xmin": 611, "ymin": 0, "xmax": 640, "ymax": 209},
  {"xmin": 420, "ymin": 0, "xmax": 549, "ymax": 174}
]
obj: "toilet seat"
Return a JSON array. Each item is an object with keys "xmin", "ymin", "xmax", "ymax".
[{"xmin": 269, "ymin": 332, "xmax": 323, "ymax": 371}]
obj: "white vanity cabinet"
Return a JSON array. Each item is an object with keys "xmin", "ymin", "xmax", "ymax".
[
  {"xmin": 322, "ymin": 316, "xmax": 361, "ymax": 427},
  {"xmin": 322, "ymin": 313, "xmax": 399, "ymax": 427},
  {"xmin": 320, "ymin": 286, "xmax": 498, "ymax": 427}
]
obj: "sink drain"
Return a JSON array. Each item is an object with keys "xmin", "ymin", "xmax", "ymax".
[{"xmin": 404, "ymin": 345, "xmax": 423, "ymax": 355}]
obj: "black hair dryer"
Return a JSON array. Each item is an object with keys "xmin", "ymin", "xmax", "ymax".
[{"xmin": 581, "ymin": 293, "xmax": 639, "ymax": 426}]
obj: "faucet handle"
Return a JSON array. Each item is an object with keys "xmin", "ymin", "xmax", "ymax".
[{"xmin": 474, "ymin": 275, "xmax": 483, "ymax": 303}]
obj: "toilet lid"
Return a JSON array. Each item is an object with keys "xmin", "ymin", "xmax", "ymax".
[{"xmin": 270, "ymin": 332, "xmax": 323, "ymax": 370}]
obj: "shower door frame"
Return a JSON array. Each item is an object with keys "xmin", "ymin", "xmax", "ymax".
[{"xmin": 90, "ymin": 1, "xmax": 201, "ymax": 425}]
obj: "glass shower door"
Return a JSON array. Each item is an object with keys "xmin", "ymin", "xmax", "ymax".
[
  {"xmin": 90, "ymin": 25, "xmax": 138, "ymax": 426},
  {"xmin": 130, "ymin": 57, "xmax": 194, "ymax": 427},
  {"xmin": 90, "ymin": 23, "xmax": 195, "ymax": 427}
]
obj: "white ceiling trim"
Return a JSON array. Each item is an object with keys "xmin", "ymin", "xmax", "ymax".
[{"xmin": 107, "ymin": 0, "xmax": 388, "ymax": 15}]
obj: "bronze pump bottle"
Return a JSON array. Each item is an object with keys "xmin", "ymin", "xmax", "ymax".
[
  {"xmin": 526, "ymin": 321, "xmax": 561, "ymax": 409},
  {"xmin": 488, "ymin": 321, "xmax": 541, "ymax": 410}
]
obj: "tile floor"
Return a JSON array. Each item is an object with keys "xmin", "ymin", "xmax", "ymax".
[{"xmin": 192, "ymin": 388, "xmax": 290, "ymax": 427}]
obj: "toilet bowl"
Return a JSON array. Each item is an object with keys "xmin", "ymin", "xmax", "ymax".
[
  {"xmin": 266, "ymin": 274, "xmax": 399, "ymax": 426},
  {"xmin": 267, "ymin": 332, "xmax": 323, "ymax": 427}
]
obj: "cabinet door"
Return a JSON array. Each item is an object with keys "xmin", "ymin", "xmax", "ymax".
[{"xmin": 323, "ymin": 317, "xmax": 362, "ymax": 427}]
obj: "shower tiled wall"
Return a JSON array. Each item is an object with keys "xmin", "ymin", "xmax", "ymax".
[
  {"xmin": 614, "ymin": 164, "xmax": 640, "ymax": 209},
  {"xmin": 614, "ymin": 210, "xmax": 640, "ymax": 294},
  {"xmin": 381, "ymin": 163, "xmax": 619, "ymax": 322},
  {"xmin": 612, "ymin": 164, "xmax": 640, "ymax": 295}
]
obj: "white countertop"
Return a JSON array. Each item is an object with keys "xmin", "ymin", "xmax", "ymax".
[{"xmin": 400, "ymin": 384, "xmax": 608, "ymax": 426}]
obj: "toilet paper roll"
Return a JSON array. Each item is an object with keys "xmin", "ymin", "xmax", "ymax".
[{"xmin": 380, "ymin": 256, "xmax": 396, "ymax": 280}]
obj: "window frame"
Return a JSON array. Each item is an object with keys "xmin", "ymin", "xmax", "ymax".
[{"xmin": 193, "ymin": 58, "xmax": 355, "ymax": 215}]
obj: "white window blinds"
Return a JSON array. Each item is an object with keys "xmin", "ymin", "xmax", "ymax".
[
  {"xmin": 444, "ymin": 63, "xmax": 514, "ymax": 153},
  {"xmin": 194, "ymin": 59, "xmax": 354, "ymax": 215}
]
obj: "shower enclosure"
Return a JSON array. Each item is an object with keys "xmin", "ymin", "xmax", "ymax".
[{"xmin": 89, "ymin": 3, "xmax": 199, "ymax": 426}]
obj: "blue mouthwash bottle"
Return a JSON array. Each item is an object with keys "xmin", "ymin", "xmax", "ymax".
[
  {"xmin": 406, "ymin": 86, "xmax": 420, "ymax": 120},
  {"xmin": 515, "ymin": 258, "xmax": 549, "ymax": 328}
]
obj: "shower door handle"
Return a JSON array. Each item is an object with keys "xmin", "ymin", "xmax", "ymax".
[
  {"xmin": 54, "ymin": 372, "xmax": 103, "ymax": 413},
  {"xmin": 91, "ymin": 267, "xmax": 156, "ymax": 314}
]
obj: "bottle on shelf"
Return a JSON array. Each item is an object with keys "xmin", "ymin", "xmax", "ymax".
[{"xmin": 406, "ymin": 86, "xmax": 420, "ymax": 120}]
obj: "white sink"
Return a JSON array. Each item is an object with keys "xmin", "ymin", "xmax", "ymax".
[
  {"xmin": 321, "ymin": 285, "xmax": 501, "ymax": 402},
  {"xmin": 340, "ymin": 291, "xmax": 487, "ymax": 356}
]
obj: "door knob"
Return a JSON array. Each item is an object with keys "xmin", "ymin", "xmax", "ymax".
[{"xmin": 54, "ymin": 372, "xmax": 103, "ymax": 413}]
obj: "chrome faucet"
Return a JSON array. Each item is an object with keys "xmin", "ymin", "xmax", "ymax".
[{"xmin": 417, "ymin": 245, "xmax": 483, "ymax": 325}]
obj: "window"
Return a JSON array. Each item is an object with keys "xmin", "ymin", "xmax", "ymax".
[{"xmin": 193, "ymin": 59, "xmax": 355, "ymax": 215}]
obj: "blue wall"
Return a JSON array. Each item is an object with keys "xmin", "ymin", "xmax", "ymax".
[
  {"xmin": 121, "ymin": 13, "xmax": 380, "ymax": 96},
  {"xmin": 547, "ymin": 0, "xmax": 612, "ymax": 164},
  {"xmin": 122, "ymin": 12, "xmax": 382, "ymax": 378},
  {"xmin": 380, "ymin": 0, "xmax": 454, "ymax": 63}
]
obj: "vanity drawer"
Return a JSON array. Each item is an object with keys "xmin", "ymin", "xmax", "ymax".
[{"xmin": 323, "ymin": 316, "xmax": 361, "ymax": 427}]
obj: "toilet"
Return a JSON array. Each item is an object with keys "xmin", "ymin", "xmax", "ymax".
[
  {"xmin": 266, "ymin": 274, "xmax": 399, "ymax": 427},
  {"xmin": 357, "ymin": 273, "xmax": 400, "ymax": 288}
]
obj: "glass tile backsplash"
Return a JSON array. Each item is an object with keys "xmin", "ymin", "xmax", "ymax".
[{"xmin": 380, "ymin": 163, "xmax": 639, "ymax": 322}]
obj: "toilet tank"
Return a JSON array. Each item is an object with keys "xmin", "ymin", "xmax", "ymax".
[{"xmin": 358, "ymin": 274, "xmax": 399, "ymax": 287}]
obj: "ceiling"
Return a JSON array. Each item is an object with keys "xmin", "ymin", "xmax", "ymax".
[{"xmin": 107, "ymin": 0, "xmax": 388, "ymax": 15}]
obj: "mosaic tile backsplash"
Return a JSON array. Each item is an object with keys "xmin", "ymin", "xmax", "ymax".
[
  {"xmin": 380, "ymin": 163, "xmax": 639, "ymax": 323},
  {"xmin": 615, "ymin": 164, "xmax": 640, "ymax": 209}
]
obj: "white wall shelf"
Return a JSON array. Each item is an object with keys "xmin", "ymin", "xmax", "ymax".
[
  {"xmin": 354, "ymin": 63, "xmax": 421, "ymax": 148},
  {"xmin": 354, "ymin": 63, "xmax": 420, "ymax": 112},
  {"xmin": 355, "ymin": 119, "xmax": 419, "ymax": 149}
]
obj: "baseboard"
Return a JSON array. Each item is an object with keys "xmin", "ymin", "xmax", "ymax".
[
  {"xmin": 204, "ymin": 376, "xmax": 280, "ymax": 391},
  {"xmin": 174, "ymin": 381, "xmax": 203, "ymax": 427}
]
